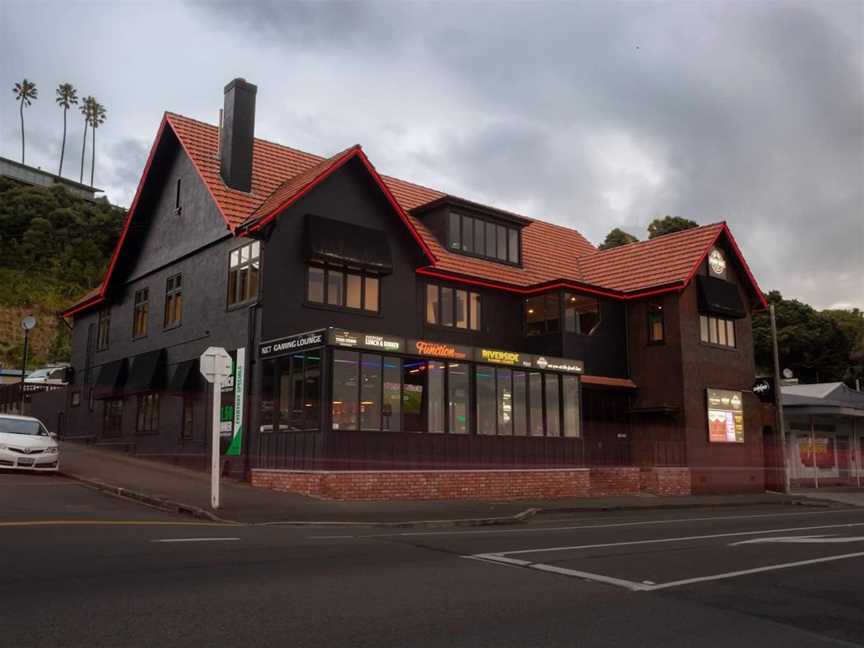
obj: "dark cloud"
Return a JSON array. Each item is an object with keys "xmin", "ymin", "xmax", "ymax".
[{"xmin": 1, "ymin": 0, "xmax": 861, "ymax": 308}]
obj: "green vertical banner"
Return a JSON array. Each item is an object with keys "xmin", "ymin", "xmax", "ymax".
[{"xmin": 226, "ymin": 346, "xmax": 245, "ymax": 456}]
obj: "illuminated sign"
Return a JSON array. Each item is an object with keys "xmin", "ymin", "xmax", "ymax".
[
  {"xmin": 477, "ymin": 349, "xmax": 583, "ymax": 373},
  {"xmin": 479, "ymin": 348, "xmax": 523, "ymax": 365},
  {"xmin": 707, "ymin": 388, "xmax": 744, "ymax": 443},
  {"xmin": 329, "ymin": 329, "xmax": 403, "ymax": 353},
  {"xmin": 409, "ymin": 340, "xmax": 471, "ymax": 360},
  {"xmin": 259, "ymin": 329, "xmax": 326, "ymax": 360}
]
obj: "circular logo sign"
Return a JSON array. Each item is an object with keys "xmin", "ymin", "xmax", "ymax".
[
  {"xmin": 708, "ymin": 248, "xmax": 726, "ymax": 276},
  {"xmin": 536, "ymin": 357, "xmax": 548, "ymax": 369}
]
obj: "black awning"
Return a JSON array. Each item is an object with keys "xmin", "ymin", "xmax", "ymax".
[
  {"xmin": 304, "ymin": 214, "xmax": 393, "ymax": 273},
  {"xmin": 94, "ymin": 358, "xmax": 127, "ymax": 397},
  {"xmin": 697, "ymin": 275, "xmax": 746, "ymax": 318},
  {"xmin": 168, "ymin": 359, "xmax": 201, "ymax": 395},
  {"xmin": 125, "ymin": 349, "xmax": 166, "ymax": 394}
]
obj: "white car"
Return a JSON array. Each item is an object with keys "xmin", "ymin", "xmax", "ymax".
[{"xmin": 0, "ymin": 414, "xmax": 59, "ymax": 472}]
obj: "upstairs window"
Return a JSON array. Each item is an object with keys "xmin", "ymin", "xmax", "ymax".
[
  {"xmin": 307, "ymin": 265, "xmax": 379, "ymax": 313},
  {"xmin": 227, "ymin": 241, "xmax": 261, "ymax": 307},
  {"xmin": 700, "ymin": 315, "xmax": 736, "ymax": 348},
  {"xmin": 647, "ymin": 301, "xmax": 665, "ymax": 343},
  {"xmin": 524, "ymin": 293, "xmax": 560, "ymax": 336},
  {"xmin": 96, "ymin": 309, "xmax": 110, "ymax": 351},
  {"xmin": 564, "ymin": 293, "xmax": 601, "ymax": 335},
  {"xmin": 448, "ymin": 212, "xmax": 520, "ymax": 265},
  {"xmin": 426, "ymin": 284, "xmax": 481, "ymax": 331},
  {"xmin": 132, "ymin": 288, "xmax": 149, "ymax": 339},
  {"xmin": 164, "ymin": 274, "xmax": 183, "ymax": 329}
]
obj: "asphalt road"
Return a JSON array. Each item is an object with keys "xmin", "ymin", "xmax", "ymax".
[{"xmin": 2, "ymin": 473, "xmax": 864, "ymax": 647}]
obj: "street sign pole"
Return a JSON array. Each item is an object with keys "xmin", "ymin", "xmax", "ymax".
[{"xmin": 200, "ymin": 347, "xmax": 232, "ymax": 510}]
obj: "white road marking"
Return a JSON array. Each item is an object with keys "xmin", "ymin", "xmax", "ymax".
[
  {"xmin": 477, "ymin": 521, "xmax": 864, "ymax": 557},
  {"xmin": 730, "ymin": 534, "xmax": 864, "ymax": 546},
  {"xmin": 364, "ymin": 508, "xmax": 863, "ymax": 539},
  {"xmin": 151, "ymin": 537, "xmax": 240, "ymax": 543},
  {"xmin": 308, "ymin": 535, "xmax": 356, "ymax": 539}
]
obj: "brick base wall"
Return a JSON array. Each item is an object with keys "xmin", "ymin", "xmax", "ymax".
[{"xmin": 250, "ymin": 466, "xmax": 693, "ymax": 501}]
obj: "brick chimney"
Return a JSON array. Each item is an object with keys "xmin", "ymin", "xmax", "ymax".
[{"xmin": 219, "ymin": 78, "xmax": 257, "ymax": 193}]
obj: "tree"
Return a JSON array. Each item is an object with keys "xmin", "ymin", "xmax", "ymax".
[
  {"xmin": 88, "ymin": 100, "xmax": 107, "ymax": 187},
  {"xmin": 79, "ymin": 96, "xmax": 95, "ymax": 184},
  {"xmin": 55, "ymin": 83, "xmax": 78, "ymax": 177},
  {"xmin": 647, "ymin": 215, "xmax": 699, "ymax": 239},
  {"xmin": 598, "ymin": 228, "xmax": 639, "ymax": 250},
  {"xmin": 12, "ymin": 79, "xmax": 38, "ymax": 164}
]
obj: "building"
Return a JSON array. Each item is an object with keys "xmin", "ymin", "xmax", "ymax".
[
  {"xmin": 0, "ymin": 155, "xmax": 102, "ymax": 201},
  {"xmin": 51, "ymin": 78, "xmax": 769, "ymax": 500},
  {"xmin": 781, "ymin": 382, "xmax": 864, "ymax": 488}
]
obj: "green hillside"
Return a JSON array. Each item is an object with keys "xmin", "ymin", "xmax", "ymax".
[{"xmin": 0, "ymin": 177, "xmax": 125, "ymax": 369}]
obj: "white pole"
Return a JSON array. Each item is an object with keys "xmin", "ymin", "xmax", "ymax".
[{"xmin": 211, "ymin": 378, "xmax": 221, "ymax": 509}]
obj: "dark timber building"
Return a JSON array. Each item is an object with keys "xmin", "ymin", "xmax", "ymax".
[{"xmin": 55, "ymin": 79, "xmax": 770, "ymax": 499}]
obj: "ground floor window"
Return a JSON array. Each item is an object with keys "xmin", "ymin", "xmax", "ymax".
[
  {"xmin": 136, "ymin": 393, "xmax": 160, "ymax": 434},
  {"xmin": 102, "ymin": 398, "xmax": 123, "ymax": 438},
  {"xmin": 260, "ymin": 351, "xmax": 322, "ymax": 432},
  {"xmin": 181, "ymin": 395, "xmax": 195, "ymax": 440}
]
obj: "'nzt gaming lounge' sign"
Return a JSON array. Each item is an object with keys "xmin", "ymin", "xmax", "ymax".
[{"xmin": 258, "ymin": 329, "xmax": 326, "ymax": 360}]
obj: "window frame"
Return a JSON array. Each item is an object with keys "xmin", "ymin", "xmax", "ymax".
[
  {"xmin": 447, "ymin": 211, "xmax": 522, "ymax": 266},
  {"xmin": 305, "ymin": 263, "xmax": 381, "ymax": 315},
  {"xmin": 136, "ymin": 392, "xmax": 160, "ymax": 435},
  {"xmin": 425, "ymin": 282, "xmax": 482, "ymax": 331},
  {"xmin": 180, "ymin": 395, "xmax": 195, "ymax": 440},
  {"xmin": 647, "ymin": 300, "xmax": 665, "ymax": 345},
  {"xmin": 163, "ymin": 273, "xmax": 183, "ymax": 330},
  {"xmin": 132, "ymin": 288, "xmax": 149, "ymax": 340},
  {"xmin": 699, "ymin": 314, "xmax": 737, "ymax": 349},
  {"xmin": 524, "ymin": 292, "xmax": 563, "ymax": 336},
  {"xmin": 96, "ymin": 308, "xmax": 110, "ymax": 351},
  {"xmin": 102, "ymin": 397, "xmax": 123, "ymax": 438},
  {"xmin": 226, "ymin": 240, "xmax": 261, "ymax": 309},
  {"xmin": 563, "ymin": 293, "xmax": 601, "ymax": 336}
]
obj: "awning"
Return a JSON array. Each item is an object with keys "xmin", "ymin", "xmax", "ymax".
[
  {"xmin": 304, "ymin": 214, "xmax": 392, "ymax": 273},
  {"xmin": 125, "ymin": 349, "xmax": 165, "ymax": 394},
  {"xmin": 697, "ymin": 275, "xmax": 745, "ymax": 318},
  {"xmin": 582, "ymin": 375, "xmax": 637, "ymax": 389},
  {"xmin": 94, "ymin": 358, "xmax": 127, "ymax": 397},
  {"xmin": 168, "ymin": 359, "xmax": 200, "ymax": 394}
]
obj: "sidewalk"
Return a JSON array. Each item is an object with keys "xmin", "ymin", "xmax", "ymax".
[{"xmin": 59, "ymin": 442, "xmax": 844, "ymax": 526}]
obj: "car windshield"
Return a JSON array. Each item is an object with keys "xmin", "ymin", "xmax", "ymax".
[
  {"xmin": 0, "ymin": 419, "xmax": 48, "ymax": 436},
  {"xmin": 26, "ymin": 369, "xmax": 51, "ymax": 380}
]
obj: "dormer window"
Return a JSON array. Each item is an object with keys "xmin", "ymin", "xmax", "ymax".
[{"xmin": 447, "ymin": 212, "xmax": 520, "ymax": 265}]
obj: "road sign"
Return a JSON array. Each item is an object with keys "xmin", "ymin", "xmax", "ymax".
[
  {"xmin": 199, "ymin": 346, "xmax": 232, "ymax": 384},
  {"xmin": 199, "ymin": 346, "xmax": 232, "ymax": 510}
]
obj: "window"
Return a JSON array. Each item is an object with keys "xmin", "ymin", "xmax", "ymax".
[
  {"xmin": 262, "ymin": 352, "xmax": 321, "ymax": 433},
  {"xmin": 382, "ymin": 356, "xmax": 401, "ymax": 431},
  {"xmin": 164, "ymin": 274, "xmax": 182, "ymax": 328},
  {"xmin": 448, "ymin": 212, "xmax": 521, "ymax": 265},
  {"xmin": 132, "ymin": 288, "xmax": 149, "ymax": 339},
  {"xmin": 181, "ymin": 396, "xmax": 194, "ymax": 440},
  {"xmin": 525, "ymin": 293, "xmax": 561, "ymax": 336},
  {"xmin": 332, "ymin": 350, "xmax": 359, "ymax": 430},
  {"xmin": 562, "ymin": 374, "xmax": 581, "ymax": 437},
  {"xmin": 426, "ymin": 284, "xmax": 481, "ymax": 331},
  {"xmin": 402, "ymin": 359, "xmax": 427, "ymax": 433},
  {"xmin": 227, "ymin": 241, "xmax": 261, "ymax": 307},
  {"xmin": 136, "ymin": 393, "xmax": 159, "ymax": 434},
  {"xmin": 102, "ymin": 398, "xmax": 123, "ymax": 438},
  {"xmin": 647, "ymin": 301, "xmax": 665, "ymax": 343},
  {"xmin": 96, "ymin": 309, "xmax": 110, "ymax": 351},
  {"xmin": 699, "ymin": 314, "xmax": 736, "ymax": 348},
  {"xmin": 476, "ymin": 367, "xmax": 570, "ymax": 437},
  {"xmin": 564, "ymin": 293, "xmax": 600, "ymax": 334},
  {"xmin": 448, "ymin": 362, "xmax": 470, "ymax": 434},
  {"xmin": 307, "ymin": 265, "xmax": 379, "ymax": 313},
  {"xmin": 174, "ymin": 178, "xmax": 182, "ymax": 215},
  {"xmin": 71, "ymin": 391, "xmax": 81, "ymax": 407}
]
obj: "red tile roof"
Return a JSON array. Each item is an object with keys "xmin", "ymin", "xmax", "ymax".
[{"xmin": 63, "ymin": 112, "xmax": 765, "ymax": 315}]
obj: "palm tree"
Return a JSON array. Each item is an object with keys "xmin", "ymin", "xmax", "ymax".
[
  {"xmin": 79, "ymin": 96, "xmax": 95, "ymax": 184},
  {"xmin": 12, "ymin": 79, "xmax": 38, "ymax": 164},
  {"xmin": 55, "ymin": 83, "xmax": 78, "ymax": 176},
  {"xmin": 88, "ymin": 101, "xmax": 106, "ymax": 187}
]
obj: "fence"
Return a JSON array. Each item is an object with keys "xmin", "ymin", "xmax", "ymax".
[{"xmin": 0, "ymin": 383, "xmax": 66, "ymax": 416}]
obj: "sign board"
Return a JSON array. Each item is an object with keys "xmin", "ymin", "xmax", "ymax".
[
  {"xmin": 408, "ymin": 339, "xmax": 472, "ymax": 360},
  {"xmin": 259, "ymin": 329, "xmax": 326, "ymax": 360},
  {"xmin": 226, "ymin": 347, "xmax": 246, "ymax": 456},
  {"xmin": 752, "ymin": 377, "xmax": 775, "ymax": 403},
  {"xmin": 329, "ymin": 328, "xmax": 403, "ymax": 353},
  {"xmin": 707, "ymin": 388, "xmax": 744, "ymax": 443},
  {"xmin": 476, "ymin": 347, "xmax": 584, "ymax": 374},
  {"xmin": 199, "ymin": 347, "xmax": 232, "ymax": 383}
]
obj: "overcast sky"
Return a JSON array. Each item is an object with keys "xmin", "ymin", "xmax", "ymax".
[{"xmin": 1, "ymin": 0, "xmax": 861, "ymax": 309}]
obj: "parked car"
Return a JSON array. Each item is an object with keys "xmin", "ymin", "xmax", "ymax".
[
  {"xmin": 0, "ymin": 414, "xmax": 59, "ymax": 472},
  {"xmin": 24, "ymin": 364, "xmax": 70, "ymax": 385}
]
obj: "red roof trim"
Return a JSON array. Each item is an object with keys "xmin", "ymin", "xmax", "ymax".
[
  {"xmin": 166, "ymin": 114, "xmax": 235, "ymax": 232},
  {"xmin": 62, "ymin": 115, "xmax": 170, "ymax": 318},
  {"xmin": 681, "ymin": 223, "xmax": 768, "ymax": 310},
  {"xmin": 62, "ymin": 293, "xmax": 104, "ymax": 318}
]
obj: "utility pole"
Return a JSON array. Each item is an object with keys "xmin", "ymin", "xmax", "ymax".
[{"xmin": 770, "ymin": 304, "xmax": 790, "ymax": 494}]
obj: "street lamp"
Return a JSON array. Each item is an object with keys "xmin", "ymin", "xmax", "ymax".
[{"xmin": 20, "ymin": 315, "xmax": 36, "ymax": 413}]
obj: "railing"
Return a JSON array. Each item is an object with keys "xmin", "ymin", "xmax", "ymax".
[{"xmin": 0, "ymin": 383, "xmax": 66, "ymax": 415}]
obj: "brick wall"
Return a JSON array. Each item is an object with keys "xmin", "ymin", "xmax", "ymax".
[{"xmin": 250, "ymin": 467, "xmax": 693, "ymax": 501}]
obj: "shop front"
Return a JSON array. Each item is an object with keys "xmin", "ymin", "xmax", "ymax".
[{"xmin": 252, "ymin": 328, "xmax": 584, "ymax": 472}]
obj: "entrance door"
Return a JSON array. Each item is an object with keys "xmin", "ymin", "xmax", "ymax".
[
  {"xmin": 762, "ymin": 426, "xmax": 784, "ymax": 491},
  {"xmin": 837, "ymin": 436, "xmax": 850, "ymax": 484}
]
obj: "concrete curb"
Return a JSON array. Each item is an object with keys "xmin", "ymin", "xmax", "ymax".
[
  {"xmin": 61, "ymin": 472, "xmax": 237, "ymax": 524},
  {"xmin": 535, "ymin": 497, "xmax": 845, "ymax": 515}
]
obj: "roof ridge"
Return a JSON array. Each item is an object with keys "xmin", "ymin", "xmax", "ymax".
[{"xmin": 589, "ymin": 221, "xmax": 725, "ymax": 255}]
